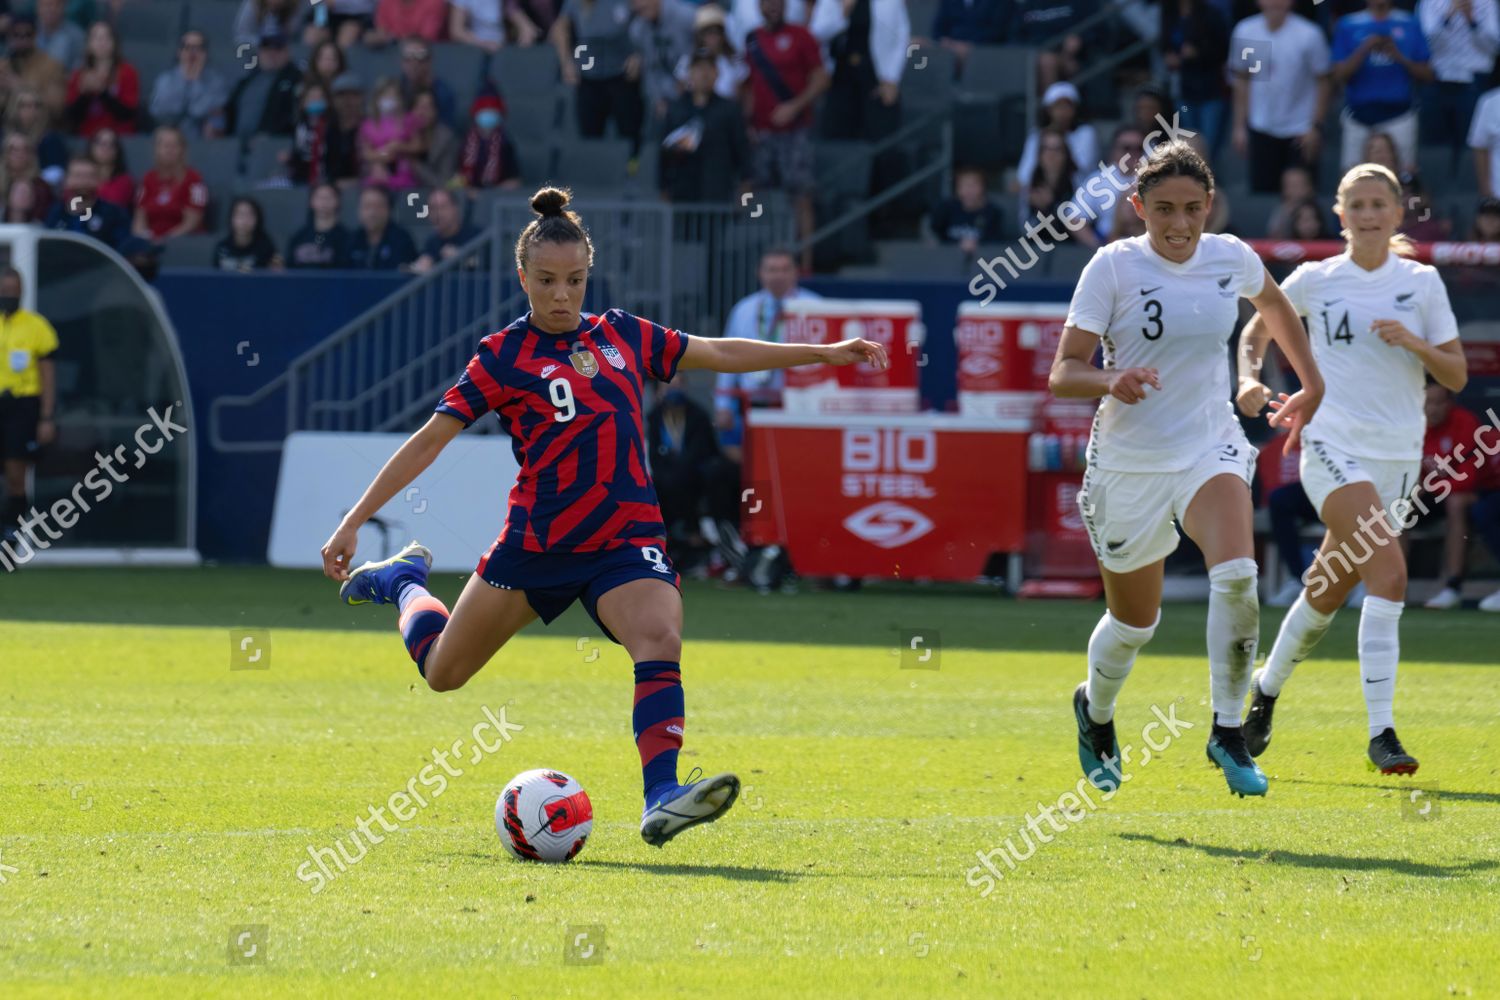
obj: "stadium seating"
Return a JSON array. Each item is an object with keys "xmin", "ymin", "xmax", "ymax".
[
  {"xmin": 491, "ymin": 45, "xmax": 562, "ymax": 99},
  {"xmin": 115, "ymin": 0, "xmax": 186, "ymax": 41},
  {"xmin": 549, "ymin": 138, "xmax": 632, "ymax": 195},
  {"xmin": 159, "ymin": 232, "xmax": 219, "ymax": 268},
  {"xmin": 899, "ymin": 44, "xmax": 958, "ymax": 111},
  {"xmin": 953, "ymin": 46, "xmax": 1034, "ymax": 170}
]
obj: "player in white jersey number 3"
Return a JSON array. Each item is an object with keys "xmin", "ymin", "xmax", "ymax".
[
  {"xmin": 1238, "ymin": 163, "xmax": 1468, "ymax": 775},
  {"xmin": 1050, "ymin": 141, "xmax": 1324, "ymax": 798}
]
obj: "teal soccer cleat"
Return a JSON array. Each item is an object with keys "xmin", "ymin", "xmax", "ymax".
[
  {"xmin": 1207, "ymin": 724, "xmax": 1269, "ymax": 797},
  {"xmin": 1074, "ymin": 683, "xmax": 1123, "ymax": 792},
  {"xmin": 338, "ymin": 540, "xmax": 433, "ymax": 606}
]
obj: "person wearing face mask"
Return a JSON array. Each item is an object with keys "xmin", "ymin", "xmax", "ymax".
[
  {"xmin": 286, "ymin": 82, "xmax": 334, "ymax": 185},
  {"xmin": 359, "ymin": 79, "xmax": 418, "ymax": 190},
  {"xmin": 0, "ymin": 267, "xmax": 59, "ymax": 544},
  {"xmin": 458, "ymin": 92, "xmax": 522, "ymax": 189}
]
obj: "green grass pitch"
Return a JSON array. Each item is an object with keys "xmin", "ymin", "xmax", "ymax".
[{"xmin": 2, "ymin": 568, "xmax": 1497, "ymax": 997}]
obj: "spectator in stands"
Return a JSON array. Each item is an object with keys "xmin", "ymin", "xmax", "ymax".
[
  {"xmin": 360, "ymin": 79, "xmax": 418, "ymax": 190},
  {"xmin": 810, "ymin": 0, "xmax": 909, "ymax": 144},
  {"xmin": 226, "ymin": 31, "xmax": 302, "ymax": 140},
  {"xmin": 6, "ymin": 87, "xmax": 67, "ymax": 187},
  {"xmin": 36, "ymin": 0, "xmax": 85, "ymax": 72},
  {"xmin": 1184, "ymin": 132, "xmax": 1231, "ymax": 232},
  {"xmin": 132, "ymin": 126, "xmax": 208, "ymax": 243},
  {"xmin": 1109, "ymin": 191, "xmax": 1147, "ymax": 241},
  {"xmin": 87, "ymin": 126, "xmax": 134, "ymax": 208},
  {"xmin": 1332, "ymin": 0, "xmax": 1434, "ymax": 172},
  {"xmin": 928, "ymin": 165, "xmax": 1004, "ymax": 252},
  {"xmin": 553, "ymin": 0, "xmax": 645, "ymax": 154},
  {"xmin": 1418, "ymin": 0, "xmax": 1499, "ymax": 164},
  {"xmin": 1073, "ymin": 123, "xmax": 1144, "ymax": 243},
  {"xmin": 1130, "ymin": 82, "xmax": 1169, "ymax": 137},
  {"xmin": 397, "ymin": 37, "xmax": 457, "ymax": 128},
  {"xmin": 1014, "ymin": 82, "xmax": 1099, "ymax": 197},
  {"xmin": 65, "ymin": 20, "xmax": 138, "ymax": 137},
  {"xmin": 714, "ymin": 245, "xmax": 819, "ymax": 459},
  {"xmin": 1267, "ymin": 164, "xmax": 1318, "ymax": 238},
  {"xmin": 1362, "ymin": 128, "xmax": 1404, "ymax": 175},
  {"xmin": 0, "ymin": 267, "xmax": 59, "ymax": 544},
  {"xmin": 931, "ymin": 0, "xmax": 1008, "ymax": 72},
  {"xmin": 411, "ymin": 186, "xmax": 480, "ymax": 271},
  {"xmin": 629, "ymin": 0, "xmax": 698, "ymax": 125},
  {"xmin": 303, "ymin": 40, "xmax": 348, "ymax": 99},
  {"xmin": 1230, "ymin": 0, "xmax": 1331, "ymax": 194},
  {"xmin": 1162, "ymin": 0, "xmax": 1231, "ymax": 156},
  {"xmin": 658, "ymin": 48, "xmax": 751, "ymax": 201},
  {"xmin": 1290, "ymin": 197, "xmax": 1335, "ymax": 238},
  {"xmin": 327, "ymin": 72, "xmax": 368, "ymax": 185},
  {"xmin": 5, "ymin": 179, "xmax": 41, "ymax": 223},
  {"xmin": 673, "ymin": 5, "xmax": 748, "ymax": 100},
  {"xmin": 1469, "ymin": 66, "xmax": 1500, "ymax": 196},
  {"xmin": 647, "ymin": 378, "xmax": 737, "ymax": 563},
  {"xmin": 1399, "ymin": 172, "xmax": 1452, "ymax": 239},
  {"xmin": 1421, "ymin": 383, "xmax": 1490, "ymax": 608},
  {"xmin": 727, "ymin": 0, "xmax": 808, "ymax": 48},
  {"xmin": 1471, "ymin": 194, "xmax": 1500, "ymax": 237},
  {"xmin": 349, "ymin": 184, "xmax": 418, "ymax": 268},
  {"xmin": 44, "ymin": 155, "xmax": 134, "ymax": 249},
  {"xmin": 451, "ymin": 0, "xmax": 507, "ymax": 52},
  {"xmin": 214, "ymin": 195, "xmax": 284, "ymax": 271},
  {"xmin": 234, "ymin": 0, "xmax": 309, "ymax": 51},
  {"xmin": 409, "ymin": 89, "xmax": 460, "ymax": 186},
  {"xmin": 0, "ymin": 15, "xmax": 68, "ymax": 122},
  {"xmin": 313, "ymin": 0, "xmax": 381, "ymax": 48},
  {"xmin": 744, "ymin": 0, "xmax": 828, "ymax": 272},
  {"xmin": 457, "ymin": 91, "xmax": 523, "ymax": 188},
  {"xmin": 506, "ymin": 0, "xmax": 561, "ymax": 44},
  {"xmin": 286, "ymin": 181, "xmax": 353, "ymax": 267},
  {"xmin": 287, "ymin": 82, "xmax": 333, "ymax": 184},
  {"xmin": 373, "ymin": 0, "xmax": 450, "ymax": 44},
  {"xmin": 149, "ymin": 30, "xmax": 229, "ymax": 139},
  {"xmin": 0, "ymin": 133, "xmax": 54, "ymax": 221},
  {"xmin": 1010, "ymin": 0, "xmax": 1099, "ymax": 89},
  {"xmin": 1022, "ymin": 126, "xmax": 1094, "ymax": 244}
]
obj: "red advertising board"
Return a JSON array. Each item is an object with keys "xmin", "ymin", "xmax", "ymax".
[
  {"xmin": 782, "ymin": 299, "xmax": 923, "ymax": 412},
  {"xmin": 743, "ymin": 412, "xmax": 1028, "ymax": 580}
]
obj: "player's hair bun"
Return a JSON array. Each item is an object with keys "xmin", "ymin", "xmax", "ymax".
[{"xmin": 531, "ymin": 187, "xmax": 571, "ymax": 218}]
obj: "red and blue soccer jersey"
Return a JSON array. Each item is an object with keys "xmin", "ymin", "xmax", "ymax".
[{"xmin": 436, "ymin": 308, "xmax": 689, "ymax": 553}]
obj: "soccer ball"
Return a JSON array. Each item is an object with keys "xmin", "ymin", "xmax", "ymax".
[{"xmin": 495, "ymin": 769, "xmax": 593, "ymax": 862}]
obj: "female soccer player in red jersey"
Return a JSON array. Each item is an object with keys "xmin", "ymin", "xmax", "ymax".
[{"xmin": 321, "ymin": 187, "xmax": 888, "ymax": 846}]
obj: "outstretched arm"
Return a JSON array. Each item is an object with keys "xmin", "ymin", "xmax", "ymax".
[
  {"xmin": 320, "ymin": 413, "xmax": 465, "ymax": 580},
  {"xmin": 678, "ymin": 334, "xmax": 890, "ymax": 373},
  {"xmin": 1243, "ymin": 269, "xmax": 1324, "ymax": 451}
]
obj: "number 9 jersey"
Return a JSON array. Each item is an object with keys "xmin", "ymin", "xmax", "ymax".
[
  {"xmin": 1065, "ymin": 233, "xmax": 1266, "ymax": 473},
  {"xmin": 437, "ymin": 308, "xmax": 687, "ymax": 553}
]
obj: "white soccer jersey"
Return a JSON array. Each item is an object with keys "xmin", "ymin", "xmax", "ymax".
[
  {"xmin": 1065, "ymin": 233, "xmax": 1266, "ymax": 473},
  {"xmin": 1282, "ymin": 252, "xmax": 1459, "ymax": 462}
]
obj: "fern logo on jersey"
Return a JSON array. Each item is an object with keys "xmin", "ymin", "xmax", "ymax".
[
  {"xmin": 1216, "ymin": 275, "xmax": 1236, "ymax": 298},
  {"xmin": 599, "ymin": 345, "xmax": 626, "ymax": 369}
]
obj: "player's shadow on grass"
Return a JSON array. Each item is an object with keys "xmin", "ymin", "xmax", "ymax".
[
  {"xmin": 1117, "ymin": 832, "xmax": 1499, "ymax": 879},
  {"xmin": 1279, "ymin": 779, "xmax": 1500, "ymax": 805},
  {"xmin": 576, "ymin": 859, "xmax": 802, "ymax": 882}
]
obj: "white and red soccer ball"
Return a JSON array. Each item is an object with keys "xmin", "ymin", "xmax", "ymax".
[{"xmin": 495, "ymin": 769, "xmax": 593, "ymax": 862}]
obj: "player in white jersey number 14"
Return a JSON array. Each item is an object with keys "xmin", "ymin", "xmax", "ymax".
[
  {"xmin": 1050, "ymin": 141, "xmax": 1324, "ymax": 798},
  {"xmin": 1237, "ymin": 163, "xmax": 1469, "ymax": 776}
]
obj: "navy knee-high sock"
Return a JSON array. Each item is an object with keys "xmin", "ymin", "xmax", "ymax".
[{"xmin": 633, "ymin": 660, "xmax": 683, "ymax": 802}]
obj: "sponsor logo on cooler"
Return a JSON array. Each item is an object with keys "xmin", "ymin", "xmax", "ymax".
[
  {"xmin": 960, "ymin": 353, "xmax": 1002, "ymax": 378},
  {"xmin": 843, "ymin": 501, "xmax": 934, "ymax": 548}
]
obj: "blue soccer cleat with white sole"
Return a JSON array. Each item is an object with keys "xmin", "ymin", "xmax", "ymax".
[
  {"xmin": 339, "ymin": 540, "xmax": 433, "ymax": 606},
  {"xmin": 1206, "ymin": 724, "xmax": 1268, "ymax": 797},
  {"xmin": 640, "ymin": 768, "xmax": 740, "ymax": 847}
]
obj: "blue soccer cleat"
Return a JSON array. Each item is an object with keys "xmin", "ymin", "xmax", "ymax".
[
  {"xmin": 1206, "ymin": 724, "xmax": 1269, "ymax": 797},
  {"xmin": 640, "ymin": 768, "xmax": 740, "ymax": 847},
  {"xmin": 1074, "ymin": 683, "xmax": 1123, "ymax": 792},
  {"xmin": 338, "ymin": 540, "xmax": 433, "ymax": 606}
]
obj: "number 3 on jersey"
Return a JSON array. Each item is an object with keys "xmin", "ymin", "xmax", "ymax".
[
  {"xmin": 548, "ymin": 377, "xmax": 576, "ymax": 422},
  {"xmin": 1141, "ymin": 298, "xmax": 1163, "ymax": 340}
]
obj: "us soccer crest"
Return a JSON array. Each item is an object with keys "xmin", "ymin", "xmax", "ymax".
[
  {"xmin": 569, "ymin": 351, "xmax": 599, "ymax": 378},
  {"xmin": 599, "ymin": 345, "xmax": 625, "ymax": 370}
]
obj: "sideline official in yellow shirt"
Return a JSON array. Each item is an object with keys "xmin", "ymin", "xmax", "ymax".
[{"xmin": 0, "ymin": 266, "xmax": 59, "ymax": 532}]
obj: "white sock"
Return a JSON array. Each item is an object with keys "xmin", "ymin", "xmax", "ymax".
[
  {"xmin": 1259, "ymin": 591, "xmax": 1336, "ymax": 697},
  {"xmin": 1359, "ymin": 595, "xmax": 1403, "ymax": 737},
  {"xmin": 396, "ymin": 582, "xmax": 430, "ymax": 614},
  {"xmin": 1086, "ymin": 611, "xmax": 1158, "ymax": 723},
  {"xmin": 1208, "ymin": 558, "xmax": 1260, "ymax": 727}
]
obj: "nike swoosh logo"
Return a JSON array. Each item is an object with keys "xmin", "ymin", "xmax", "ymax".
[
  {"xmin": 1105, "ymin": 540, "xmax": 1126, "ymax": 551},
  {"xmin": 1324, "ymin": 298, "xmax": 1342, "ymax": 305},
  {"xmin": 1396, "ymin": 292, "xmax": 1414, "ymax": 302},
  {"xmin": 1140, "ymin": 286, "xmax": 1162, "ymax": 296},
  {"xmin": 1365, "ymin": 677, "xmax": 1390, "ymax": 684}
]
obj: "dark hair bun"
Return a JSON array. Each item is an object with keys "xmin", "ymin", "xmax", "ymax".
[{"xmin": 531, "ymin": 187, "xmax": 571, "ymax": 218}]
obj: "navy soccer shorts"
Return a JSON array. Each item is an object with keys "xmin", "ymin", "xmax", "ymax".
[{"xmin": 476, "ymin": 542, "xmax": 681, "ymax": 643}]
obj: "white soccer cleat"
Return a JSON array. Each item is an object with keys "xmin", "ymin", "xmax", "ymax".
[
  {"xmin": 1423, "ymin": 586, "xmax": 1462, "ymax": 610},
  {"xmin": 1479, "ymin": 589, "xmax": 1500, "ymax": 613},
  {"xmin": 1267, "ymin": 579, "xmax": 1303, "ymax": 608},
  {"xmin": 640, "ymin": 769, "xmax": 740, "ymax": 847}
]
